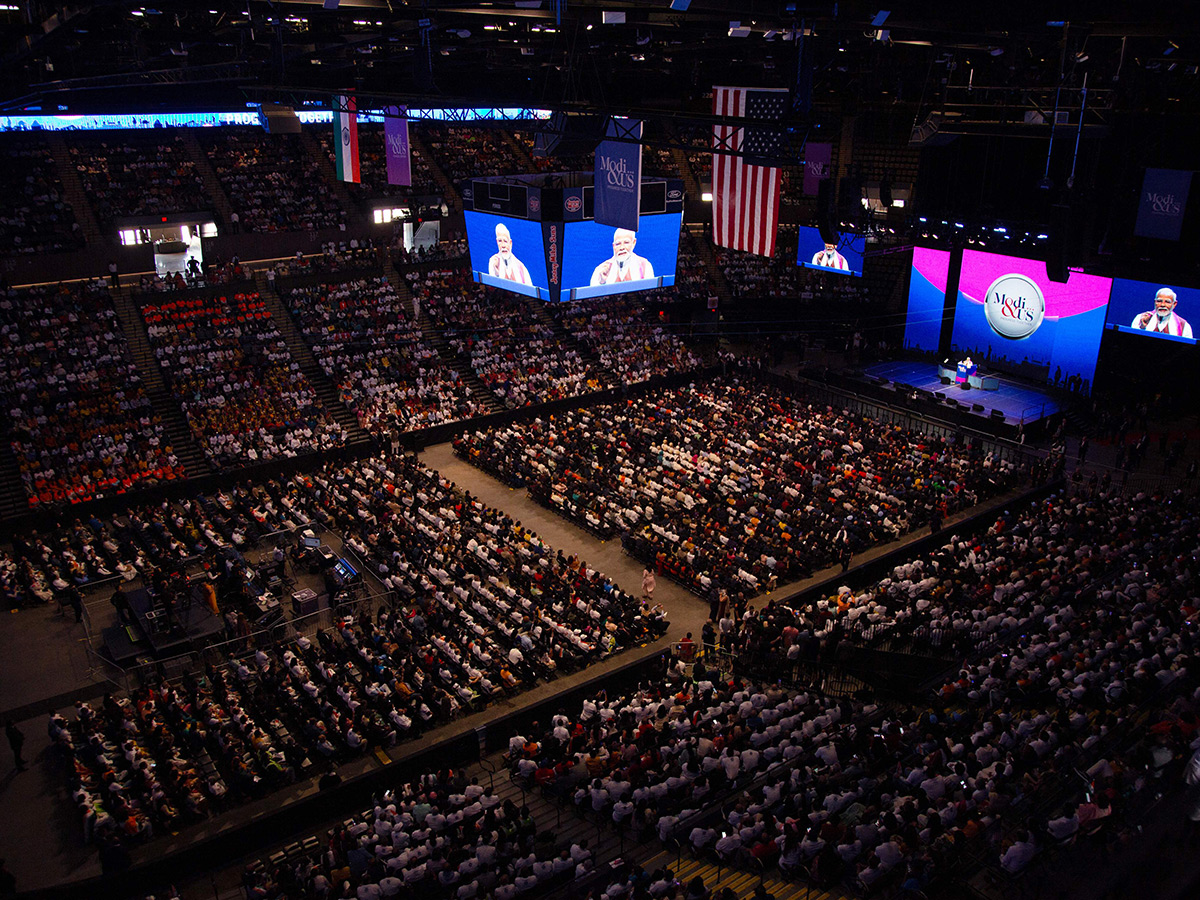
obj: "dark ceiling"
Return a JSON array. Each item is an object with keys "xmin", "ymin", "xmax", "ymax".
[{"xmin": 2, "ymin": 0, "xmax": 1198, "ymax": 122}]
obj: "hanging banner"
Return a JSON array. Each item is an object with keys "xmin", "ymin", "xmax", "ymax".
[
  {"xmin": 803, "ymin": 142, "xmax": 832, "ymax": 196},
  {"xmin": 384, "ymin": 106, "xmax": 412, "ymax": 187},
  {"xmin": 1135, "ymin": 168, "xmax": 1192, "ymax": 241},
  {"xmin": 334, "ymin": 95, "xmax": 360, "ymax": 183},
  {"xmin": 594, "ymin": 118, "xmax": 642, "ymax": 233}
]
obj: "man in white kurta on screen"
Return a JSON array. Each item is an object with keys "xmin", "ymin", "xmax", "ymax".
[
  {"xmin": 590, "ymin": 228, "xmax": 655, "ymax": 286},
  {"xmin": 488, "ymin": 223, "xmax": 533, "ymax": 286},
  {"xmin": 1132, "ymin": 287, "xmax": 1193, "ymax": 339}
]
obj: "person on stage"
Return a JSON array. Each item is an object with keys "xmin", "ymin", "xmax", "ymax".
[
  {"xmin": 811, "ymin": 241, "xmax": 850, "ymax": 271},
  {"xmin": 590, "ymin": 228, "xmax": 655, "ymax": 286},
  {"xmin": 1132, "ymin": 287, "xmax": 1193, "ymax": 338},
  {"xmin": 488, "ymin": 223, "xmax": 533, "ymax": 286}
]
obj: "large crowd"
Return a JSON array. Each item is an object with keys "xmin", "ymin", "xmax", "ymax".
[
  {"xmin": 0, "ymin": 135, "xmax": 84, "ymax": 256},
  {"xmin": 281, "ymin": 275, "xmax": 486, "ymax": 434},
  {"xmin": 0, "ymin": 281, "xmax": 183, "ymax": 508},
  {"xmin": 551, "ymin": 296, "xmax": 701, "ymax": 387},
  {"xmin": 455, "ymin": 379, "xmax": 1018, "ymax": 591},
  {"xmin": 203, "ymin": 129, "xmax": 346, "ymax": 233},
  {"xmin": 422, "ymin": 127, "xmax": 528, "ymax": 183},
  {"xmin": 141, "ymin": 291, "xmax": 346, "ymax": 467},
  {"xmin": 70, "ymin": 134, "xmax": 208, "ymax": 225},
  {"xmin": 411, "ymin": 267, "xmax": 600, "ymax": 408}
]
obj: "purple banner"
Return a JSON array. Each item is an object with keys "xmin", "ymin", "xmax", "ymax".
[
  {"xmin": 802, "ymin": 142, "xmax": 832, "ymax": 196},
  {"xmin": 384, "ymin": 106, "xmax": 411, "ymax": 187},
  {"xmin": 594, "ymin": 118, "xmax": 642, "ymax": 232},
  {"xmin": 1135, "ymin": 168, "xmax": 1192, "ymax": 241}
]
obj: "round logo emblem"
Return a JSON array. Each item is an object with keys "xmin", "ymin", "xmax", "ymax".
[
  {"xmin": 565, "ymin": 196, "xmax": 582, "ymax": 212},
  {"xmin": 528, "ymin": 196, "xmax": 540, "ymax": 212},
  {"xmin": 983, "ymin": 273, "xmax": 1045, "ymax": 340}
]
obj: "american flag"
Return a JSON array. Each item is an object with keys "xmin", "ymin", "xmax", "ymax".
[{"xmin": 712, "ymin": 86, "xmax": 789, "ymax": 257}]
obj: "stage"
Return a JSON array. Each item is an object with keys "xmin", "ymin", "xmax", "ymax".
[
  {"xmin": 101, "ymin": 584, "xmax": 226, "ymax": 666},
  {"xmin": 858, "ymin": 360, "xmax": 1061, "ymax": 430}
]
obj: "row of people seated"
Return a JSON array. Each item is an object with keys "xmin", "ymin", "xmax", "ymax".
[
  {"xmin": 455, "ymin": 378, "xmax": 1015, "ymax": 597},
  {"xmin": 697, "ymin": 488, "xmax": 1200, "ymax": 894},
  {"xmin": 69, "ymin": 133, "xmax": 208, "ymax": 226},
  {"xmin": 411, "ymin": 267, "xmax": 600, "ymax": 408},
  {"xmin": 392, "ymin": 237, "xmax": 468, "ymax": 266},
  {"xmin": 267, "ymin": 241, "xmax": 383, "ymax": 286},
  {"xmin": 724, "ymin": 476, "xmax": 1155, "ymax": 667},
  {"xmin": 132, "ymin": 257, "xmax": 253, "ymax": 295},
  {"xmin": 280, "ymin": 275, "xmax": 486, "ymax": 434},
  {"xmin": 242, "ymin": 770, "xmax": 549, "ymax": 900},
  {"xmin": 422, "ymin": 126, "xmax": 528, "ymax": 183},
  {"xmin": 141, "ymin": 291, "xmax": 347, "ymax": 467},
  {"xmin": 0, "ymin": 134, "xmax": 84, "ymax": 256},
  {"xmin": 0, "ymin": 281, "xmax": 183, "ymax": 508},
  {"xmin": 201, "ymin": 128, "xmax": 346, "ymax": 233},
  {"xmin": 550, "ymin": 296, "xmax": 701, "ymax": 387}
]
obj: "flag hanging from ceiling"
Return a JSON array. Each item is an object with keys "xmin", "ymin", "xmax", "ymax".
[
  {"xmin": 711, "ymin": 86, "xmax": 788, "ymax": 257},
  {"xmin": 335, "ymin": 94, "xmax": 360, "ymax": 183},
  {"xmin": 384, "ymin": 106, "xmax": 412, "ymax": 187}
]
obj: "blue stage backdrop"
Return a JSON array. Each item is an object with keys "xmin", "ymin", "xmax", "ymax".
[
  {"xmin": 951, "ymin": 249, "xmax": 1111, "ymax": 393},
  {"xmin": 903, "ymin": 247, "xmax": 951, "ymax": 354}
]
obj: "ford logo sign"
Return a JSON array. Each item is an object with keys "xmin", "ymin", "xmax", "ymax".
[{"xmin": 667, "ymin": 189, "xmax": 682, "ymax": 200}]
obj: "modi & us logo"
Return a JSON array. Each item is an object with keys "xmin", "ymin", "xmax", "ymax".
[{"xmin": 983, "ymin": 273, "xmax": 1045, "ymax": 340}]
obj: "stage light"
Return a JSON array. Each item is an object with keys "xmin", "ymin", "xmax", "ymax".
[
  {"xmin": 918, "ymin": 216, "xmax": 927, "ymax": 223},
  {"xmin": 701, "ymin": 191, "xmax": 713, "ymax": 202},
  {"xmin": 994, "ymin": 227, "xmax": 1006, "ymax": 233}
]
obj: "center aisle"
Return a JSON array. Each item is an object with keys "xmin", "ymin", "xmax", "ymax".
[{"xmin": 418, "ymin": 441, "xmax": 711, "ymax": 645}]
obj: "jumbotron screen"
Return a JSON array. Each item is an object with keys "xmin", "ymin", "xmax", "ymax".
[
  {"xmin": 795, "ymin": 225, "xmax": 865, "ymax": 277},
  {"xmin": 1105, "ymin": 278, "xmax": 1198, "ymax": 345},
  {"xmin": 464, "ymin": 210, "xmax": 552, "ymax": 300},
  {"xmin": 951, "ymin": 249, "xmax": 1111, "ymax": 393},
  {"xmin": 560, "ymin": 212, "xmax": 683, "ymax": 301},
  {"xmin": 903, "ymin": 247, "xmax": 952, "ymax": 354}
]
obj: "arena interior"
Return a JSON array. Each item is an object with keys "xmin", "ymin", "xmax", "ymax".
[{"xmin": 2, "ymin": 3, "xmax": 1200, "ymax": 900}]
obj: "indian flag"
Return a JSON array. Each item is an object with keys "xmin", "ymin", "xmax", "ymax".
[{"xmin": 335, "ymin": 94, "xmax": 360, "ymax": 183}]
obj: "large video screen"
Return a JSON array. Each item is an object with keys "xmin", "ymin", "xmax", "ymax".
[
  {"xmin": 464, "ymin": 211, "xmax": 551, "ymax": 300},
  {"xmin": 951, "ymin": 250, "xmax": 1111, "ymax": 393},
  {"xmin": 560, "ymin": 212, "xmax": 682, "ymax": 301},
  {"xmin": 1105, "ymin": 278, "xmax": 1198, "ymax": 345},
  {"xmin": 795, "ymin": 225, "xmax": 865, "ymax": 277},
  {"xmin": 903, "ymin": 247, "xmax": 951, "ymax": 354}
]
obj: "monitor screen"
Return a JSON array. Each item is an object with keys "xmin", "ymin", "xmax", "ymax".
[
  {"xmin": 1105, "ymin": 278, "xmax": 1198, "ymax": 344},
  {"xmin": 560, "ymin": 212, "xmax": 682, "ymax": 301},
  {"xmin": 796, "ymin": 226, "xmax": 865, "ymax": 277},
  {"xmin": 951, "ymin": 249, "xmax": 1111, "ymax": 393},
  {"xmin": 464, "ymin": 210, "xmax": 552, "ymax": 300},
  {"xmin": 903, "ymin": 247, "xmax": 952, "ymax": 354}
]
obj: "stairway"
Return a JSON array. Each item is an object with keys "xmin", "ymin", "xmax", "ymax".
[
  {"xmin": 408, "ymin": 127, "xmax": 460, "ymax": 210},
  {"xmin": 253, "ymin": 271, "xmax": 374, "ymax": 448},
  {"xmin": 500, "ymin": 129, "xmax": 537, "ymax": 169},
  {"xmin": 0, "ymin": 439, "xmax": 30, "ymax": 519},
  {"xmin": 296, "ymin": 129, "xmax": 368, "ymax": 229},
  {"xmin": 687, "ymin": 224, "xmax": 734, "ymax": 306},
  {"xmin": 108, "ymin": 286, "xmax": 213, "ymax": 478},
  {"xmin": 180, "ymin": 131, "xmax": 236, "ymax": 229},
  {"xmin": 44, "ymin": 133, "xmax": 105, "ymax": 246},
  {"xmin": 525, "ymin": 296, "xmax": 607, "ymax": 386}
]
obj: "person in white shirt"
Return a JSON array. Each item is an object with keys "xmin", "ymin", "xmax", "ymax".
[
  {"xmin": 488, "ymin": 224, "xmax": 533, "ymax": 286},
  {"xmin": 811, "ymin": 242, "xmax": 850, "ymax": 271},
  {"xmin": 1131, "ymin": 287, "xmax": 1193, "ymax": 338},
  {"xmin": 591, "ymin": 228, "xmax": 655, "ymax": 286}
]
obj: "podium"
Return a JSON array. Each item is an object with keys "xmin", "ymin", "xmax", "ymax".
[{"xmin": 955, "ymin": 361, "xmax": 977, "ymax": 387}]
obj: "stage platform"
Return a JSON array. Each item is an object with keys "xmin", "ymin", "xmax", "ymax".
[
  {"xmin": 101, "ymin": 585, "xmax": 225, "ymax": 665},
  {"xmin": 858, "ymin": 360, "xmax": 1061, "ymax": 431}
]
